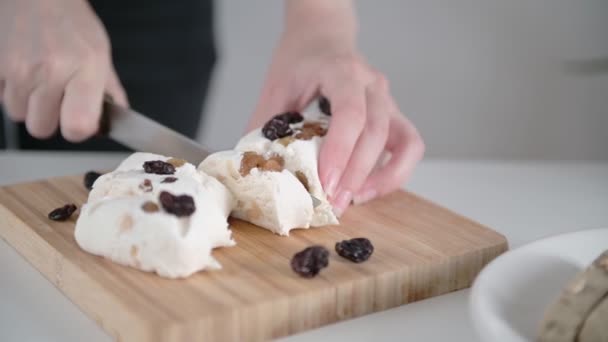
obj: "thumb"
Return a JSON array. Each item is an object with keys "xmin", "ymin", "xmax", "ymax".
[{"xmin": 105, "ymin": 65, "xmax": 128, "ymax": 107}]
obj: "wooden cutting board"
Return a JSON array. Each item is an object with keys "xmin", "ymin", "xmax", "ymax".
[{"xmin": 0, "ymin": 174, "xmax": 507, "ymax": 341}]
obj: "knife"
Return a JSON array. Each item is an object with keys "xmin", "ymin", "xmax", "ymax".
[
  {"xmin": 99, "ymin": 98, "xmax": 322, "ymax": 208},
  {"xmin": 100, "ymin": 98, "xmax": 210, "ymax": 164}
]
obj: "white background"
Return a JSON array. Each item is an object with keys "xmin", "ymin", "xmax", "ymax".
[{"xmin": 200, "ymin": 0, "xmax": 608, "ymax": 160}]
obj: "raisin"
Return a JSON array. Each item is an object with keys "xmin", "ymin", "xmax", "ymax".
[
  {"xmin": 275, "ymin": 111, "xmax": 304, "ymax": 124},
  {"xmin": 139, "ymin": 179, "xmax": 153, "ymax": 192},
  {"xmin": 167, "ymin": 158, "xmax": 187, "ymax": 168},
  {"xmin": 319, "ymin": 96, "xmax": 331, "ymax": 116},
  {"xmin": 335, "ymin": 238, "xmax": 374, "ymax": 263},
  {"xmin": 159, "ymin": 191, "xmax": 195, "ymax": 217},
  {"xmin": 294, "ymin": 122, "xmax": 327, "ymax": 140},
  {"xmin": 239, "ymin": 152, "xmax": 284, "ymax": 176},
  {"xmin": 291, "ymin": 246, "xmax": 329, "ymax": 278},
  {"xmin": 141, "ymin": 201, "xmax": 160, "ymax": 213},
  {"xmin": 261, "ymin": 155, "xmax": 285, "ymax": 172},
  {"xmin": 295, "ymin": 171, "xmax": 310, "ymax": 192},
  {"xmin": 277, "ymin": 136, "xmax": 295, "ymax": 147},
  {"xmin": 83, "ymin": 171, "xmax": 102, "ymax": 190},
  {"xmin": 262, "ymin": 118, "xmax": 293, "ymax": 140},
  {"xmin": 161, "ymin": 177, "xmax": 178, "ymax": 183},
  {"xmin": 143, "ymin": 160, "xmax": 176, "ymax": 175},
  {"xmin": 48, "ymin": 204, "xmax": 77, "ymax": 221}
]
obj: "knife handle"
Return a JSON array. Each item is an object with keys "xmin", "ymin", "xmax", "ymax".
[{"xmin": 96, "ymin": 93, "xmax": 115, "ymax": 137}]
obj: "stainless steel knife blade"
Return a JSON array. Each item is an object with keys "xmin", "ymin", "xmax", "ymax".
[{"xmin": 100, "ymin": 100, "xmax": 210, "ymax": 164}]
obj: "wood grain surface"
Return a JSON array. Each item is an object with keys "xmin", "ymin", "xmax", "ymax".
[{"xmin": 0, "ymin": 175, "xmax": 507, "ymax": 341}]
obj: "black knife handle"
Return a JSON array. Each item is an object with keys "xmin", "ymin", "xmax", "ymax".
[{"xmin": 96, "ymin": 93, "xmax": 115, "ymax": 137}]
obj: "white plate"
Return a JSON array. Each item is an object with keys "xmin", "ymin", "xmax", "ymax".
[{"xmin": 470, "ymin": 228, "xmax": 608, "ymax": 342}]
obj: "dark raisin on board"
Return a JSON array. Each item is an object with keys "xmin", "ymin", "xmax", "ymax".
[
  {"xmin": 48, "ymin": 204, "xmax": 77, "ymax": 221},
  {"xmin": 275, "ymin": 111, "xmax": 304, "ymax": 124},
  {"xmin": 262, "ymin": 117, "xmax": 293, "ymax": 141},
  {"xmin": 159, "ymin": 191, "xmax": 195, "ymax": 217},
  {"xmin": 83, "ymin": 171, "xmax": 102, "ymax": 190},
  {"xmin": 335, "ymin": 238, "xmax": 374, "ymax": 263},
  {"xmin": 318, "ymin": 96, "xmax": 331, "ymax": 116},
  {"xmin": 143, "ymin": 160, "xmax": 176, "ymax": 175},
  {"xmin": 291, "ymin": 246, "xmax": 330, "ymax": 278},
  {"xmin": 161, "ymin": 177, "xmax": 178, "ymax": 183}
]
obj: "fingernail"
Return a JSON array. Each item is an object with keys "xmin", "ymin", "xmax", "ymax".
[
  {"xmin": 353, "ymin": 188, "xmax": 377, "ymax": 205},
  {"xmin": 332, "ymin": 189, "xmax": 352, "ymax": 218},
  {"xmin": 324, "ymin": 168, "xmax": 340, "ymax": 198}
]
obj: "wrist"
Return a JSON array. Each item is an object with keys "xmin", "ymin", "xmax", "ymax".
[{"xmin": 283, "ymin": 0, "xmax": 357, "ymax": 51}]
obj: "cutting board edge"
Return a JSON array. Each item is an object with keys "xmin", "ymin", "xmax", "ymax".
[
  {"xmin": 152, "ymin": 239, "xmax": 508, "ymax": 341},
  {"xmin": 0, "ymin": 201, "xmax": 160, "ymax": 342},
  {"xmin": 403, "ymin": 189, "xmax": 509, "ymax": 245}
]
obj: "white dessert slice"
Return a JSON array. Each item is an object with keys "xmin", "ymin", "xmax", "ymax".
[
  {"xmin": 198, "ymin": 150, "xmax": 314, "ymax": 236},
  {"xmin": 75, "ymin": 152, "xmax": 235, "ymax": 279},
  {"xmin": 235, "ymin": 103, "xmax": 338, "ymax": 226}
]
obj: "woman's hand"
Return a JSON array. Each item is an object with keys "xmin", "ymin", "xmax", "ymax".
[
  {"xmin": 249, "ymin": 0, "xmax": 424, "ymax": 216},
  {"xmin": 0, "ymin": 0, "xmax": 127, "ymax": 142}
]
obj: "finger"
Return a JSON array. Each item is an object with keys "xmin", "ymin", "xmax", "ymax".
[
  {"xmin": 105, "ymin": 66, "xmax": 128, "ymax": 107},
  {"xmin": 2, "ymin": 80, "xmax": 29, "ymax": 122},
  {"xmin": 248, "ymin": 76, "xmax": 297, "ymax": 132},
  {"xmin": 356, "ymin": 114, "xmax": 425, "ymax": 201},
  {"xmin": 332, "ymin": 78, "xmax": 390, "ymax": 214},
  {"xmin": 318, "ymin": 79, "xmax": 367, "ymax": 199},
  {"xmin": 60, "ymin": 65, "xmax": 106, "ymax": 142},
  {"xmin": 25, "ymin": 83, "xmax": 63, "ymax": 139}
]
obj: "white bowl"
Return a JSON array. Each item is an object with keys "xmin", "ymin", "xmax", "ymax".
[{"xmin": 470, "ymin": 228, "xmax": 608, "ymax": 342}]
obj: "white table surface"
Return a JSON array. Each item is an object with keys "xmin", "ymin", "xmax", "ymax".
[{"xmin": 1, "ymin": 151, "xmax": 607, "ymax": 342}]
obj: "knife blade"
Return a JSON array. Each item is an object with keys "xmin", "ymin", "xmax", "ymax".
[{"xmin": 100, "ymin": 99, "xmax": 210, "ymax": 164}]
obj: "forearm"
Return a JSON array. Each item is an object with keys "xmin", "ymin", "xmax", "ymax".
[{"xmin": 283, "ymin": 0, "xmax": 357, "ymax": 50}]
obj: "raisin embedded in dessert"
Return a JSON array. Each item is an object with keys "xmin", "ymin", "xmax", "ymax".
[
  {"xmin": 159, "ymin": 191, "xmax": 196, "ymax": 217},
  {"xmin": 262, "ymin": 155, "xmax": 285, "ymax": 172},
  {"xmin": 143, "ymin": 160, "xmax": 176, "ymax": 175},
  {"xmin": 335, "ymin": 238, "xmax": 374, "ymax": 263},
  {"xmin": 139, "ymin": 179, "xmax": 153, "ymax": 192},
  {"xmin": 277, "ymin": 136, "xmax": 296, "ymax": 147},
  {"xmin": 166, "ymin": 158, "xmax": 187, "ymax": 168},
  {"xmin": 275, "ymin": 111, "xmax": 304, "ymax": 124},
  {"xmin": 295, "ymin": 171, "xmax": 310, "ymax": 192},
  {"xmin": 141, "ymin": 201, "xmax": 160, "ymax": 213},
  {"xmin": 291, "ymin": 245, "xmax": 330, "ymax": 278},
  {"xmin": 295, "ymin": 122, "xmax": 327, "ymax": 140},
  {"xmin": 239, "ymin": 152, "xmax": 266, "ymax": 176},
  {"xmin": 262, "ymin": 117, "xmax": 293, "ymax": 140},
  {"xmin": 161, "ymin": 177, "xmax": 178, "ymax": 183},
  {"xmin": 239, "ymin": 152, "xmax": 285, "ymax": 176},
  {"xmin": 83, "ymin": 171, "xmax": 102, "ymax": 190},
  {"xmin": 319, "ymin": 96, "xmax": 331, "ymax": 116},
  {"xmin": 48, "ymin": 204, "xmax": 77, "ymax": 221}
]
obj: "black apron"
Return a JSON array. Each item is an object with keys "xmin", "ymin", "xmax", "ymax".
[{"xmin": 4, "ymin": 0, "xmax": 216, "ymax": 151}]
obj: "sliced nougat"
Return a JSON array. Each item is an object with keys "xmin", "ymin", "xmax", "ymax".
[
  {"xmin": 75, "ymin": 152, "xmax": 235, "ymax": 279},
  {"xmin": 199, "ymin": 150, "xmax": 314, "ymax": 236},
  {"xmin": 235, "ymin": 101, "xmax": 338, "ymax": 226}
]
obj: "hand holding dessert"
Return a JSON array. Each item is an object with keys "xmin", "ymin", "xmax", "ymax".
[{"xmin": 249, "ymin": 0, "xmax": 425, "ymax": 216}]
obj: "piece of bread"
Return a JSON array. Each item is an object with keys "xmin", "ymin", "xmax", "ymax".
[
  {"xmin": 537, "ymin": 250, "xmax": 608, "ymax": 342},
  {"xmin": 198, "ymin": 150, "xmax": 314, "ymax": 236},
  {"xmin": 75, "ymin": 152, "xmax": 235, "ymax": 279}
]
